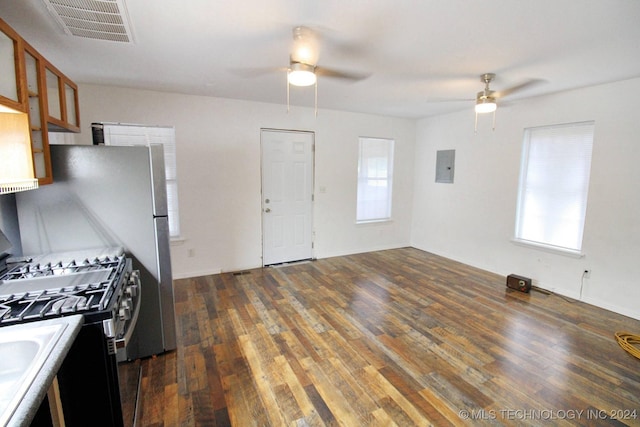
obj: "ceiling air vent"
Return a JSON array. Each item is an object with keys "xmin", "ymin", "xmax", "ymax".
[{"xmin": 42, "ymin": 0, "xmax": 135, "ymax": 43}]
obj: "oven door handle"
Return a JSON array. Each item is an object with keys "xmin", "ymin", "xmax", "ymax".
[{"xmin": 116, "ymin": 272, "xmax": 142, "ymax": 350}]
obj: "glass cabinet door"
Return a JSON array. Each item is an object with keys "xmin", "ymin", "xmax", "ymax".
[
  {"xmin": 46, "ymin": 67, "xmax": 62, "ymax": 121},
  {"xmin": 64, "ymin": 82, "xmax": 78, "ymax": 127},
  {"xmin": 25, "ymin": 48, "xmax": 52, "ymax": 183},
  {"xmin": 44, "ymin": 62, "xmax": 80, "ymax": 131},
  {"xmin": 0, "ymin": 24, "xmax": 25, "ymax": 112},
  {"xmin": 0, "ymin": 29, "xmax": 18, "ymax": 103}
]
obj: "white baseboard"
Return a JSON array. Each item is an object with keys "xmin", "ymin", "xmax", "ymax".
[{"xmin": 172, "ymin": 268, "xmax": 222, "ymax": 280}]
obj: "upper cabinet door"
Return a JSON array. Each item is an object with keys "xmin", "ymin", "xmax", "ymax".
[
  {"xmin": 24, "ymin": 43, "xmax": 53, "ymax": 185},
  {"xmin": 64, "ymin": 81, "xmax": 79, "ymax": 128},
  {"xmin": 44, "ymin": 60, "xmax": 80, "ymax": 132},
  {"xmin": 0, "ymin": 20, "xmax": 26, "ymax": 112},
  {"xmin": 45, "ymin": 66, "xmax": 62, "ymax": 120}
]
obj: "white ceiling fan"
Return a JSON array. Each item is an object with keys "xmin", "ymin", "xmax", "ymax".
[
  {"xmin": 235, "ymin": 25, "xmax": 370, "ymax": 114},
  {"xmin": 286, "ymin": 26, "xmax": 371, "ymax": 115},
  {"xmin": 472, "ymin": 73, "xmax": 542, "ymax": 131},
  {"xmin": 286, "ymin": 26, "xmax": 369, "ymax": 85}
]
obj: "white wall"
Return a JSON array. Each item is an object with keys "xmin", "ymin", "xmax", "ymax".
[
  {"xmin": 411, "ymin": 77, "xmax": 640, "ymax": 320},
  {"xmin": 73, "ymin": 84, "xmax": 415, "ymax": 278},
  {"xmin": 57, "ymin": 78, "xmax": 639, "ymax": 320}
]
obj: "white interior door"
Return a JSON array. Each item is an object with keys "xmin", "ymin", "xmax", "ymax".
[{"xmin": 261, "ymin": 129, "xmax": 314, "ymax": 265}]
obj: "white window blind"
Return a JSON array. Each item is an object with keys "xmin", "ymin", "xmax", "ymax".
[
  {"xmin": 148, "ymin": 127, "xmax": 181, "ymax": 239},
  {"xmin": 357, "ymin": 137, "xmax": 394, "ymax": 222},
  {"xmin": 514, "ymin": 121, "xmax": 594, "ymax": 253}
]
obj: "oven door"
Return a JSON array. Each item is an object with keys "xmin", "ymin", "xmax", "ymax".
[{"xmin": 56, "ymin": 321, "xmax": 125, "ymax": 427}]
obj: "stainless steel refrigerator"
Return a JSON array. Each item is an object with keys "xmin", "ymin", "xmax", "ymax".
[{"xmin": 16, "ymin": 144, "xmax": 177, "ymax": 360}]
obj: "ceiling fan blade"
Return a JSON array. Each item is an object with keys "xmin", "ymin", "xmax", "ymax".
[
  {"xmin": 315, "ymin": 66, "xmax": 371, "ymax": 81},
  {"xmin": 229, "ymin": 66, "xmax": 287, "ymax": 78},
  {"xmin": 427, "ymin": 97, "xmax": 475, "ymax": 102},
  {"xmin": 494, "ymin": 78, "xmax": 544, "ymax": 98}
]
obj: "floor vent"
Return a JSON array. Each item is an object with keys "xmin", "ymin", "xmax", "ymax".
[
  {"xmin": 42, "ymin": 0, "xmax": 135, "ymax": 43},
  {"xmin": 232, "ymin": 271, "xmax": 252, "ymax": 276}
]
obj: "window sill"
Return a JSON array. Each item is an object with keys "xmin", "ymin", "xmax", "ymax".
[
  {"xmin": 356, "ymin": 218, "xmax": 393, "ymax": 225},
  {"xmin": 511, "ymin": 238, "xmax": 584, "ymax": 258},
  {"xmin": 170, "ymin": 236, "xmax": 186, "ymax": 245}
]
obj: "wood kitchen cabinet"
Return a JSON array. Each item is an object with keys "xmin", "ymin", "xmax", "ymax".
[
  {"xmin": 23, "ymin": 42, "xmax": 53, "ymax": 184},
  {"xmin": 43, "ymin": 59, "xmax": 80, "ymax": 133},
  {"xmin": 0, "ymin": 18, "xmax": 27, "ymax": 113},
  {"xmin": 0, "ymin": 17, "xmax": 80, "ymax": 186}
]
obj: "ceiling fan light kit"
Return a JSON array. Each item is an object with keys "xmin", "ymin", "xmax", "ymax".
[
  {"xmin": 475, "ymin": 95, "xmax": 497, "ymax": 113},
  {"xmin": 288, "ymin": 62, "xmax": 317, "ymax": 86},
  {"xmin": 286, "ymin": 62, "xmax": 318, "ymax": 116},
  {"xmin": 475, "ymin": 73, "xmax": 498, "ymax": 131},
  {"xmin": 281, "ymin": 26, "xmax": 371, "ymax": 116}
]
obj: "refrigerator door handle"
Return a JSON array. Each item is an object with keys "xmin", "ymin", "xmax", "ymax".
[{"xmin": 154, "ymin": 216, "xmax": 177, "ymax": 350}]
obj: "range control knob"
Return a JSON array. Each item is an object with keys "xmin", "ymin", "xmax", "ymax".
[
  {"xmin": 126, "ymin": 270, "xmax": 141, "ymax": 297},
  {"xmin": 119, "ymin": 301, "xmax": 131, "ymax": 321},
  {"xmin": 125, "ymin": 284, "xmax": 138, "ymax": 297},
  {"xmin": 128, "ymin": 270, "xmax": 141, "ymax": 284}
]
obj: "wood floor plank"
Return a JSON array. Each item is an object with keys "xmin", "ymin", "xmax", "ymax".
[
  {"xmin": 237, "ymin": 333, "xmax": 290, "ymax": 426},
  {"xmin": 298, "ymin": 356, "xmax": 365, "ymax": 426},
  {"xmin": 130, "ymin": 248, "xmax": 640, "ymax": 426},
  {"xmin": 363, "ymin": 364, "xmax": 434, "ymax": 426}
]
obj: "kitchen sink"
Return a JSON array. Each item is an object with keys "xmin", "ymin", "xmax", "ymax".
[{"xmin": 0, "ymin": 321, "xmax": 69, "ymax": 426}]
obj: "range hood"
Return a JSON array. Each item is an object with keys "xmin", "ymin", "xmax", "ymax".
[{"xmin": 0, "ymin": 109, "xmax": 38, "ymax": 195}]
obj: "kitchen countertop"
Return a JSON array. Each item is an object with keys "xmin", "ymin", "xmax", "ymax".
[{"xmin": 0, "ymin": 315, "xmax": 83, "ymax": 427}]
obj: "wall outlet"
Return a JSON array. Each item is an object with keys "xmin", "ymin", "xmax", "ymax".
[{"xmin": 583, "ymin": 269, "xmax": 591, "ymax": 278}]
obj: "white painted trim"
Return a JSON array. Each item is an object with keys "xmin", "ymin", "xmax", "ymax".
[{"xmin": 511, "ymin": 238, "xmax": 584, "ymax": 259}]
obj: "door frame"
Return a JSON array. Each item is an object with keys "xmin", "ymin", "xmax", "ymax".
[{"xmin": 260, "ymin": 128, "xmax": 315, "ymax": 266}]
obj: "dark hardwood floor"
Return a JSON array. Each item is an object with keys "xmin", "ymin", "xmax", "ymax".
[{"xmin": 129, "ymin": 248, "xmax": 640, "ymax": 426}]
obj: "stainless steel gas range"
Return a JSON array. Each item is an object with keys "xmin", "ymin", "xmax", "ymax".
[{"xmin": 0, "ymin": 247, "xmax": 140, "ymax": 427}]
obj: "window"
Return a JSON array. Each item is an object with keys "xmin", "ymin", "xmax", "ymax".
[
  {"xmin": 357, "ymin": 137, "xmax": 394, "ymax": 222},
  {"xmin": 150, "ymin": 127, "xmax": 181, "ymax": 239},
  {"xmin": 514, "ymin": 121, "xmax": 595, "ymax": 254},
  {"xmin": 103, "ymin": 124, "xmax": 181, "ymax": 238}
]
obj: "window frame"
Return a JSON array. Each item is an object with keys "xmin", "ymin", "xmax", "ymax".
[
  {"xmin": 102, "ymin": 124, "xmax": 181, "ymax": 239},
  {"xmin": 513, "ymin": 121, "xmax": 595, "ymax": 256},
  {"xmin": 356, "ymin": 137, "xmax": 395, "ymax": 223}
]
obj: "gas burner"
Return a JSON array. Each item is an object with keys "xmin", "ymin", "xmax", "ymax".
[
  {"xmin": 3, "ymin": 255, "xmax": 122, "ymax": 281},
  {"xmin": 50, "ymin": 295, "xmax": 88, "ymax": 313},
  {"xmin": 0, "ymin": 281, "xmax": 115, "ymax": 322},
  {"xmin": 0, "ymin": 252, "xmax": 129, "ymax": 325}
]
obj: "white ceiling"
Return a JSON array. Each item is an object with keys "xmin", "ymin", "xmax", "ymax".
[{"xmin": 2, "ymin": 0, "xmax": 640, "ymax": 119}]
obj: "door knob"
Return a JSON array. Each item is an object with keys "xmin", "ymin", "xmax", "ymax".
[{"xmin": 265, "ymin": 208, "xmax": 271, "ymax": 213}]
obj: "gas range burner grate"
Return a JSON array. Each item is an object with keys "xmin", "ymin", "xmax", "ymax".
[
  {"xmin": 4, "ymin": 256, "xmax": 122, "ymax": 281},
  {"xmin": 0, "ymin": 253, "xmax": 128, "ymax": 325},
  {"xmin": 0, "ymin": 281, "xmax": 115, "ymax": 324}
]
